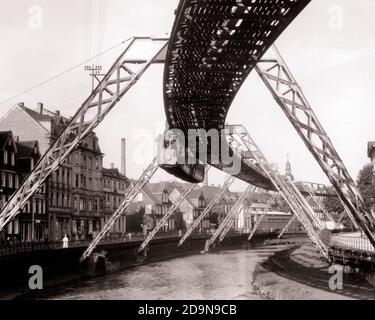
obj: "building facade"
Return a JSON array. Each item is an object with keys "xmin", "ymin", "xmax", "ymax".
[
  {"xmin": 103, "ymin": 166, "xmax": 130, "ymax": 236},
  {"xmin": 0, "ymin": 103, "xmax": 108, "ymax": 241},
  {"xmin": 0, "ymin": 131, "xmax": 47, "ymax": 242}
]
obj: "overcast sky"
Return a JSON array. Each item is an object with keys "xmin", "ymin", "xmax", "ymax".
[{"xmin": 0, "ymin": 0, "xmax": 374, "ymax": 191}]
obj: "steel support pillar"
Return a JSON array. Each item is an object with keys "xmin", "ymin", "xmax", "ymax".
[
  {"xmin": 80, "ymin": 157, "xmax": 159, "ymax": 262},
  {"xmin": 255, "ymin": 44, "xmax": 375, "ymax": 248},
  {"xmin": 206, "ymin": 185, "xmax": 258, "ymax": 250},
  {"xmin": 278, "ymin": 215, "xmax": 297, "ymax": 239},
  {"xmin": 0, "ymin": 37, "xmax": 168, "ymax": 231},
  {"xmin": 218, "ymin": 185, "xmax": 258, "ymax": 243},
  {"xmin": 247, "ymin": 193, "xmax": 277, "ymax": 241},
  {"xmin": 226, "ymin": 125, "xmax": 329, "ymax": 260},
  {"xmin": 177, "ymin": 174, "xmax": 236, "ymax": 247}
]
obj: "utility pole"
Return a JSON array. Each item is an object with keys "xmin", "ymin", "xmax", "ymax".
[{"xmin": 84, "ymin": 64, "xmax": 103, "ymax": 92}]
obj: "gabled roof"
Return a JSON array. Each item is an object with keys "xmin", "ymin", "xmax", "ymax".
[
  {"xmin": 16, "ymin": 140, "xmax": 40, "ymax": 158},
  {"xmin": 0, "ymin": 131, "xmax": 17, "ymax": 152},
  {"xmin": 21, "ymin": 105, "xmax": 66, "ymax": 122},
  {"xmin": 141, "ymin": 184, "xmax": 164, "ymax": 205},
  {"xmin": 103, "ymin": 167, "xmax": 129, "ymax": 181}
]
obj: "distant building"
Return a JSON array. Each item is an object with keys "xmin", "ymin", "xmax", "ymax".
[
  {"xmin": 103, "ymin": 166, "xmax": 130, "ymax": 236},
  {"xmin": 0, "ymin": 131, "xmax": 47, "ymax": 242},
  {"xmin": 131, "ymin": 182, "xmax": 177, "ymax": 232}
]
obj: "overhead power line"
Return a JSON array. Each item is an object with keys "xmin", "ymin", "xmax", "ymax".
[{"xmin": 0, "ymin": 37, "xmax": 133, "ymax": 106}]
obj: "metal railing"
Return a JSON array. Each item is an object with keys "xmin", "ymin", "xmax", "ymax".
[
  {"xmin": 330, "ymin": 234, "xmax": 375, "ymax": 254},
  {"xmin": 0, "ymin": 231, "xmax": 210, "ymax": 258}
]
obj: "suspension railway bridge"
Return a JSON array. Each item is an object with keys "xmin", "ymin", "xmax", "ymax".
[{"xmin": 0, "ymin": 0, "xmax": 374, "ymax": 271}]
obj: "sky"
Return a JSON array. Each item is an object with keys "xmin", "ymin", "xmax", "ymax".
[{"xmin": 0, "ymin": 0, "xmax": 374, "ymax": 191}]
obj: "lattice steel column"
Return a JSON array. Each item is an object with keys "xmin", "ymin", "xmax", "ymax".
[
  {"xmin": 247, "ymin": 193, "xmax": 277, "ymax": 241},
  {"xmin": 226, "ymin": 125, "xmax": 329, "ymax": 259},
  {"xmin": 177, "ymin": 174, "xmax": 236, "ymax": 247},
  {"xmin": 137, "ymin": 172, "xmax": 206, "ymax": 253},
  {"xmin": 218, "ymin": 185, "xmax": 258, "ymax": 242},
  {"xmin": 255, "ymin": 44, "xmax": 375, "ymax": 248},
  {"xmin": 80, "ymin": 157, "xmax": 159, "ymax": 262},
  {"xmin": 278, "ymin": 215, "xmax": 297, "ymax": 239},
  {"xmin": 0, "ymin": 37, "xmax": 168, "ymax": 231},
  {"xmin": 206, "ymin": 185, "xmax": 257, "ymax": 249}
]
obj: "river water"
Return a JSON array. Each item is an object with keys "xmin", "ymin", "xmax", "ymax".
[{"xmin": 40, "ymin": 247, "xmax": 284, "ymax": 300}]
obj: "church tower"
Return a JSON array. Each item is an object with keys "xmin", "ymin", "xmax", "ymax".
[{"xmin": 285, "ymin": 154, "xmax": 294, "ymax": 181}]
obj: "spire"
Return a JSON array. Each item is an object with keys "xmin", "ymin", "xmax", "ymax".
[{"xmin": 285, "ymin": 153, "xmax": 294, "ymax": 181}]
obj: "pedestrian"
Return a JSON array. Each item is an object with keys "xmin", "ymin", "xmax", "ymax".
[{"xmin": 62, "ymin": 234, "xmax": 69, "ymax": 248}]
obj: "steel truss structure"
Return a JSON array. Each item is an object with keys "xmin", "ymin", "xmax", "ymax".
[
  {"xmin": 80, "ymin": 157, "xmax": 159, "ymax": 262},
  {"xmin": 255, "ymin": 45, "xmax": 375, "ymax": 248},
  {"xmin": 206, "ymin": 185, "xmax": 258, "ymax": 251},
  {"xmin": 0, "ymin": 37, "xmax": 168, "ymax": 232},
  {"xmin": 226, "ymin": 125, "xmax": 329, "ymax": 259},
  {"xmin": 247, "ymin": 192, "xmax": 277, "ymax": 241},
  {"xmin": 278, "ymin": 215, "xmax": 297, "ymax": 238},
  {"xmin": 178, "ymin": 174, "xmax": 236, "ymax": 247},
  {"xmin": 218, "ymin": 185, "xmax": 258, "ymax": 242},
  {"xmin": 137, "ymin": 166, "xmax": 211, "ymax": 253}
]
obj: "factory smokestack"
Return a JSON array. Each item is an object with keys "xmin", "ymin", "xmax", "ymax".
[{"xmin": 121, "ymin": 138, "xmax": 126, "ymax": 176}]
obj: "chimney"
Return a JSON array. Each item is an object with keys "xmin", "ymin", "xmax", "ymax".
[
  {"xmin": 55, "ymin": 110, "xmax": 60, "ymax": 116},
  {"xmin": 110, "ymin": 163, "xmax": 114, "ymax": 169},
  {"xmin": 37, "ymin": 102, "xmax": 43, "ymax": 114},
  {"xmin": 121, "ymin": 138, "xmax": 126, "ymax": 176},
  {"xmin": 18, "ymin": 102, "xmax": 24, "ymax": 107}
]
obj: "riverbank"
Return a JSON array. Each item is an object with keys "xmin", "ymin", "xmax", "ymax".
[
  {"xmin": 1, "ymin": 233, "xmax": 275, "ymax": 300},
  {"xmin": 252, "ymin": 243, "xmax": 375, "ymax": 300}
]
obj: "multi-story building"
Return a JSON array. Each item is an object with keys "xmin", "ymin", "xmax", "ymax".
[
  {"xmin": 0, "ymin": 103, "xmax": 106, "ymax": 240},
  {"xmin": 102, "ymin": 166, "xmax": 130, "ymax": 237},
  {"xmin": 71, "ymin": 133, "xmax": 104, "ymax": 240},
  {"xmin": 0, "ymin": 131, "xmax": 47, "ymax": 242}
]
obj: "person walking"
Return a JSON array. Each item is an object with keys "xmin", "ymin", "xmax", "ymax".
[{"xmin": 62, "ymin": 234, "xmax": 69, "ymax": 248}]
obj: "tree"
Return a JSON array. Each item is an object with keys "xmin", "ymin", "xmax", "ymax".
[
  {"xmin": 322, "ymin": 196, "xmax": 343, "ymax": 214},
  {"xmin": 357, "ymin": 163, "xmax": 375, "ymax": 209}
]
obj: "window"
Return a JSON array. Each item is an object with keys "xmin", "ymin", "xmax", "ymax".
[
  {"xmin": 8, "ymin": 173, "xmax": 13, "ymax": 188},
  {"xmin": 75, "ymin": 175, "xmax": 79, "ymax": 188},
  {"xmin": 137, "ymin": 193, "xmax": 143, "ymax": 202},
  {"xmin": 79, "ymin": 198, "xmax": 85, "ymax": 211},
  {"xmin": 14, "ymin": 175, "xmax": 19, "ymax": 189},
  {"xmin": 1, "ymin": 172, "xmax": 5, "ymax": 187},
  {"xmin": 88, "ymin": 199, "xmax": 92, "ymax": 212},
  {"xmin": 74, "ymin": 196, "xmax": 78, "ymax": 211},
  {"xmin": 10, "ymin": 152, "xmax": 15, "ymax": 166},
  {"xmin": 3, "ymin": 150, "xmax": 8, "ymax": 165},
  {"xmin": 75, "ymin": 153, "xmax": 80, "ymax": 165},
  {"xmin": 94, "ymin": 198, "xmax": 99, "ymax": 212}
]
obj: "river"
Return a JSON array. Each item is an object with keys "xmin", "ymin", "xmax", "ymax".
[{"xmin": 37, "ymin": 246, "xmax": 285, "ymax": 300}]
